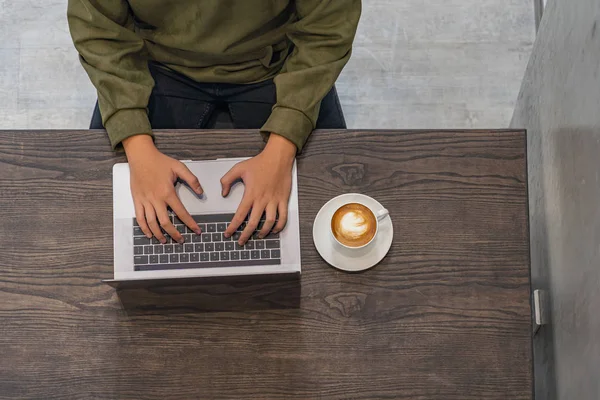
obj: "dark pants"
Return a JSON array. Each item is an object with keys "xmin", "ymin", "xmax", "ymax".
[{"xmin": 90, "ymin": 62, "xmax": 346, "ymax": 133}]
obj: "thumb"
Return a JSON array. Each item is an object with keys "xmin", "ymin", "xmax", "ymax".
[
  {"xmin": 175, "ymin": 163, "xmax": 203, "ymax": 195},
  {"xmin": 220, "ymin": 164, "xmax": 243, "ymax": 197}
]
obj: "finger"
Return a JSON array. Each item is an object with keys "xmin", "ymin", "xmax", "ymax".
[
  {"xmin": 240, "ymin": 204, "xmax": 264, "ymax": 245},
  {"xmin": 272, "ymin": 202, "xmax": 288, "ymax": 233},
  {"xmin": 220, "ymin": 164, "xmax": 243, "ymax": 197},
  {"xmin": 258, "ymin": 203, "xmax": 278, "ymax": 238},
  {"xmin": 134, "ymin": 201, "xmax": 152, "ymax": 238},
  {"xmin": 176, "ymin": 163, "xmax": 203, "ymax": 195},
  {"xmin": 154, "ymin": 203, "xmax": 183, "ymax": 243},
  {"xmin": 225, "ymin": 197, "xmax": 252, "ymax": 238},
  {"xmin": 144, "ymin": 203, "xmax": 167, "ymax": 244},
  {"xmin": 167, "ymin": 194, "xmax": 201, "ymax": 235}
]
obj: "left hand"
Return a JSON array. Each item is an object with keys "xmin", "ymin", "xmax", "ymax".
[{"xmin": 222, "ymin": 133, "xmax": 296, "ymax": 244}]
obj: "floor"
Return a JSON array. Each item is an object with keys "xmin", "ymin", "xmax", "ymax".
[
  {"xmin": 0, "ymin": 0, "xmax": 534, "ymax": 131},
  {"xmin": 511, "ymin": 0, "xmax": 600, "ymax": 398}
]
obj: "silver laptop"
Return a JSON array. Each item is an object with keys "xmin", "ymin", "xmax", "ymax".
[{"xmin": 104, "ymin": 158, "xmax": 301, "ymax": 288}]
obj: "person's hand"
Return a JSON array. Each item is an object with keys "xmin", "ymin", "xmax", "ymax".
[
  {"xmin": 123, "ymin": 135, "xmax": 203, "ymax": 244},
  {"xmin": 222, "ymin": 134, "xmax": 296, "ymax": 244}
]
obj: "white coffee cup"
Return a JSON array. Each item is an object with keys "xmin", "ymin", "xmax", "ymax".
[{"xmin": 330, "ymin": 201, "xmax": 389, "ymax": 249}]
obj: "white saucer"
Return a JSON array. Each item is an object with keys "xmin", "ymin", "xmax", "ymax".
[{"xmin": 312, "ymin": 193, "xmax": 393, "ymax": 272}]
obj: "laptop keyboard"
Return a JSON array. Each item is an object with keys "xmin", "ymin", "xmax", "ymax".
[{"xmin": 132, "ymin": 213, "xmax": 281, "ymax": 271}]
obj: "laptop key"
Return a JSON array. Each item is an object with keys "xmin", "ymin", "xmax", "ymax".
[
  {"xmin": 207, "ymin": 224, "xmax": 216, "ymax": 232},
  {"xmin": 134, "ymin": 246, "xmax": 143, "ymax": 255},
  {"xmin": 205, "ymin": 243, "xmax": 214, "ymax": 252},
  {"xmin": 190, "ymin": 253, "xmax": 199, "ymax": 262},
  {"xmin": 245, "ymin": 241, "xmax": 255, "ymax": 250},
  {"xmin": 144, "ymin": 246, "xmax": 153, "ymax": 254},
  {"xmin": 176, "ymin": 225, "xmax": 185, "ymax": 233},
  {"xmin": 159, "ymin": 254, "xmax": 169, "ymax": 263},
  {"xmin": 231, "ymin": 251, "xmax": 240, "ymax": 260},
  {"xmin": 255, "ymin": 241, "xmax": 265, "ymax": 249},
  {"xmin": 220, "ymin": 252, "xmax": 229, "ymax": 261},
  {"xmin": 192, "ymin": 235, "xmax": 202, "ymax": 243},
  {"xmin": 215, "ymin": 242, "xmax": 224, "ymax": 251},
  {"xmin": 266, "ymin": 240, "xmax": 280, "ymax": 249},
  {"xmin": 174, "ymin": 244, "xmax": 183, "ymax": 253},
  {"xmin": 151, "ymin": 237, "xmax": 160, "ymax": 245},
  {"xmin": 185, "ymin": 244, "xmax": 194, "ymax": 252},
  {"xmin": 134, "ymin": 255, "xmax": 148, "ymax": 265},
  {"xmin": 223, "ymin": 234, "xmax": 232, "ymax": 242},
  {"xmin": 180, "ymin": 253, "xmax": 189, "ymax": 262},
  {"xmin": 265, "ymin": 231, "xmax": 280, "ymax": 239},
  {"xmin": 271, "ymin": 249, "xmax": 281, "ymax": 259},
  {"xmin": 134, "ymin": 237, "xmax": 150, "ymax": 246},
  {"xmin": 241, "ymin": 251, "xmax": 250, "ymax": 260},
  {"xmin": 212, "ymin": 233, "xmax": 221, "ymax": 242},
  {"xmin": 165, "ymin": 245, "xmax": 174, "ymax": 253},
  {"xmin": 235, "ymin": 242, "xmax": 243, "ymax": 250},
  {"xmin": 170, "ymin": 254, "xmax": 179, "ymax": 263},
  {"xmin": 198, "ymin": 224, "xmax": 206, "ymax": 232},
  {"xmin": 150, "ymin": 255, "xmax": 159, "ymax": 264},
  {"xmin": 202, "ymin": 233, "xmax": 212, "ymax": 242},
  {"xmin": 174, "ymin": 216, "xmax": 183, "ymax": 225},
  {"xmin": 233, "ymin": 232, "xmax": 242, "ymax": 241},
  {"xmin": 133, "ymin": 227, "xmax": 144, "ymax": 236},
  {"xmin": 154, "ymin": 245, "xmax": 163, "ymax": 254},
  {"xmin": 251, "ymin": 250, "xmax": 260, "ymax": 260},
  {"xmin": 210, "ymin": 252, "xmax": 219, "ymax": 261},
  {"xmin": 200, "ymin": 253, "xmax": 210, "ymax": 262},
  {"xmin": 194, "ymin": 243, "xmax": 204, "ymax": 252},
  {"xmin": 261, "ymin": 250, "xmax": 270, "ymax": 259},
  {"xmin": 182, "ymin": 234, "xmax": 191, "ymax": 243},
  {"xmin": 133, "ymin": 219, "xmax": 140, "ymax": 227},
  {"xmin": 225, "ymin": 242, "xmax": 234, "ymax": 251},
  {"xmin": 217, "ymin": 223, "xmax": 226, "ymax": 232}
]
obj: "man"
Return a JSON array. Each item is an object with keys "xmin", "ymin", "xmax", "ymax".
[{"xmin": 67, "ymin": 0, "xmax": 361, "ymax": 246}]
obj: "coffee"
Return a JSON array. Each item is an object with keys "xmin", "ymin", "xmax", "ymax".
[{"xmin": 331, "ymin": 203, "xmax": 377, "ymax": 248}]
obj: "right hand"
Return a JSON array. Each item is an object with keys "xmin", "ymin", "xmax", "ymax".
[{"xmin": 123, "ymin": 135, "xmax": 203, "ymax": 244}]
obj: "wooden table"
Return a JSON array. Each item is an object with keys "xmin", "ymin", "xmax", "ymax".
[{"xmin": 0, "ymin": 129, "xmax": 532, "ymax": 399}]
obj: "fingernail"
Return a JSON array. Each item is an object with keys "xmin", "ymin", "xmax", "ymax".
[
  {"xmin": 224, "ymin": 233, "xmax": 230, "ymax": 238},
  {"xmin": 146, "ymin": 234, "xmax": 152, "ymax": 239},
  {"xmin": 195, "ymin": 229, "xmax": 201, "ymax": 235},
  {"xmin": 178, "ymin": 238, "xmax": 184, "ymax": 244},
  {"xmin": 160, "ymin": 239, "xmax": 166, "ymax": 244}
]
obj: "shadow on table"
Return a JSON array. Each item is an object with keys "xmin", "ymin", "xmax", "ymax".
[{"xmin": 116, "ymin": 275, "xmax": 301, "ymax": 316}]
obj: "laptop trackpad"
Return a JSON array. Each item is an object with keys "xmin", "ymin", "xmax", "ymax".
[{"xmin": 175, "ymin": 159, "xmax": 246, "ymax": 215}]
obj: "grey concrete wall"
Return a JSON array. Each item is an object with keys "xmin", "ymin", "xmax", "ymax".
[{"xmin": 511, "ymin": 0, "xmax": 600, "ymax": 399}]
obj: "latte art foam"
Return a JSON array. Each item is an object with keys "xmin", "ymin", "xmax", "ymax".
[
  {"xmin": 331, "ymin": 203, "xmax": 377, "ymax": 247},
  {"xmin": 339, "ymin": 212, "xmax": 370, "ymax": 239}
]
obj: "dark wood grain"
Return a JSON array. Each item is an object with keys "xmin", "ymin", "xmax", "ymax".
[{"xmin": 0, "ymin": 129, "xmax": 532, "ymax": 400}]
